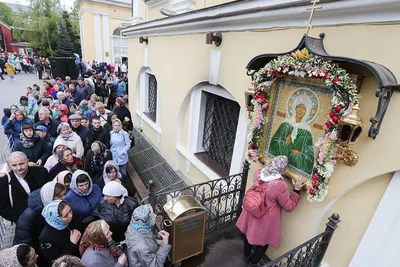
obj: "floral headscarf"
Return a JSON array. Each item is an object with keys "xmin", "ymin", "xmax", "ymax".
[
  {"xmin": 0, "ymin": 245, "xmax": 24, "ymax": 267},
  {"xmin": 129, "ymin": 204, "xmax": 153, "ymax": 234},
  {"xmin": 79, "ymin": 220, "xmax": 122, "ymax": 260},
  {"xmin": 42, "ymin": 200, "xmax": 69, "ymax": 230},
  {"xmin": 259, "ymin": 156, "xmax": 288, "ymax": 182},
  {"xmin": 19, "ymin": 123, "xmax": 39, "ymax": 148},
  {"xmin": 57, "ymin": 147, "xmax": 83, "ymax": 172},
  {"xmin": 51, "ymin": 255, "xmax": 84, "ymax": 267}
]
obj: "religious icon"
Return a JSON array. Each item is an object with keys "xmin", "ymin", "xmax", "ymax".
[{"xmin": 260, "ymin": 77, "xmax": 332, "ymax": 180}]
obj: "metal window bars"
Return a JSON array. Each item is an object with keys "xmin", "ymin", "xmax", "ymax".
[
  {"xmin": 202, "ymin": 92, "xmax": 240, "ymax": 173},
  {"xmin": 147, "ymin": 74, "xmax": 158, "ymax": 122}
]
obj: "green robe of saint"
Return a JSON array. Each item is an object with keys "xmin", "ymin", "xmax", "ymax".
[{"xmin": 269, "ymin": 122, "xmax": 314, "ymax": 175}]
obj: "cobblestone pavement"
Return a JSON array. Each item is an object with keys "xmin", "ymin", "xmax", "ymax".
[{"xmin": 0, "ymin": 72, "xmax": 40, "ymax": 249}]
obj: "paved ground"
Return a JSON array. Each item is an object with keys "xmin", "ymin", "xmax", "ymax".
[
  {"xmin": 0, "ymin": 72, "xmax": 40, "ymax": 150},
  {"xmin": 0, "ymin": 72, "xmax": 39, "ymax": 249}
]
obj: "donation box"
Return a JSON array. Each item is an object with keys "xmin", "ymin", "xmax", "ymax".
[{"xmin": 163, "ymin": 195, "xmax": 206, "ymax": 264}]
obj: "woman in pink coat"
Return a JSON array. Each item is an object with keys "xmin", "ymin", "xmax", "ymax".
[{"xmin": 236, "ymin": 156, "xmax": 305, "ymax": 266}]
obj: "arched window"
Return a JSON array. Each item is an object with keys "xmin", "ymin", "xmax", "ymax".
[{"xmin": 112, "ymin": 27, "xmax": 128, "ymax": 63}]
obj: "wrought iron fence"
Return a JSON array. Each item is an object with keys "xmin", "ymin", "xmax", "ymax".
[
  {"xmin": 148, "ymin": 161, "xmax": 250, "ymax": 233},
  {"xmin": 265, "ymin": 213, "xmax": 341, "ymax": 267},
  {"xmin": 147, "ymin": 74, "xmax": 157, "ymax": 122},
  {"xmin": 0, "ymin": 135, "xmax": 14, "ymax": 164}
]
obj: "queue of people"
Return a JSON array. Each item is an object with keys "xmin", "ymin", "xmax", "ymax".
[{"xmin": 0, "ymin": 74, "xmax": 173, "ymax": 267}]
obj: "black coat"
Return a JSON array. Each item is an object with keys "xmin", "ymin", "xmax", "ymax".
[
  {"xmin": 83, "ymin": 196, "xmax": 138, "ymax": 242},
  {"xmin": 93, "ymin": 174, "xmax": 136, "ymax": 199},
  {"xmin": 90, "ymin": 126, "xmax": 110, "ymax": 148},
  {"xmin": 114, "ymin": 106, "xmax": 132, "ymax": 125},
  {"xmin": 72, "ymin": 125, "xmax": 92, "ymax": 154},
  {"xmin": 14, "ymin": 138, "xmax": 51, "ymax": 165},
  {"xmin": 84, "ymin": 150, "xmax": 113, "ymax": 179},
  {"xmin": 0, "ymin": 167, "xmax": 49, "ymax": 222},
  {"xmin": 48, "ymin": 162, "xmax": 67, "ymax": 180},
  {"xmin": 39, "ymin": 222, "xmax": 79, "ymax": 265},
  {"xmin": 35, "ymin": 119, "xmax": 61, "ymax": 139},
  {"xmin": 70, "ymin": 90, "xmax": 83, "ymax": 105}
]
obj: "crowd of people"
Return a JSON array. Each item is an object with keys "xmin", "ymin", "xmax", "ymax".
[{"xmin": 0, "ymin": 70, "xmax": 172, "ymax": 267}]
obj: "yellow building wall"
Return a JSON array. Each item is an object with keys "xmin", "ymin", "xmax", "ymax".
[
  {"xmin": 127, "ymin": 24, "xmax": 400, "ymax": 266},
  {"xmin": 80, "ymin": 0, "xmax": 132, "ymax": 62}
]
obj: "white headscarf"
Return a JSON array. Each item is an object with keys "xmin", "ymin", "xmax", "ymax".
[
  {"xmin": 285, "ymin": 94, "xmax": 312, "ymax": 142},
  {"xmin": 40, "ymin": 181, "xmax": 56, "ymax": 206},
  {"xmin": 102, "ymin": 181, "xmax": 128, "ymax": 204}
]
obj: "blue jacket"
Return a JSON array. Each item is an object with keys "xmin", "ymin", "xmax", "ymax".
[
  {"xmin": 4, "ymin": 116, "xmax": 33, "ymax": 145},
  {"xmin": 66, "ymin": 170, "xmax": 103, "ymax": 218},
  {"xmin": 116, "ymin": 81, "xmax": 126, "ymax": 97},
  {"xmin": 13, "ymin": 189, "xmax": 45, "ymax": 251},
  {"xmin": 110, "ymin": 130, "xmax": 131, "ymax": 165}
]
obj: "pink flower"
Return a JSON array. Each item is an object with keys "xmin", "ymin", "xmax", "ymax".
[{"xmin": 320, "ymin": 67, "xmax": 328, "ymax": 73}]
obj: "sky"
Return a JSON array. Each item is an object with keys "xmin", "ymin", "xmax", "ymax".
[{"xmin": 0, "ymin": 0, "xmax": 75, "ymax": 10}]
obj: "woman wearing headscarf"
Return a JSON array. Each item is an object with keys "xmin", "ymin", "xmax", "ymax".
[
  {"xmin": 44, "ymin": 144, "xmax": 66, "ymax": 171},
  {"xmin": 53, "ymin": 170, "xmax": 73, "ymax": 192},
  {"xmin": 51, "ymin": 255, "xmax": 85, "ymax": 267},
  {"xmin": 80, "ymin": 220, "xmax": 128, "ymax": 267},
  {"xmin": 84, "ymin": 181, "xmax": 138, "ymax": 243},
  {"xmin": 39, "ymin": 200, "xmax": 82, "ymax": 265},
  {"xmin": 4, "ymin": 109, "xmax": 33, "ymax": 146},
  {"xmin": 49, "ymin": 147, "xmax": 83, "ymax": 180},
  {"xmin": 53, "ymin": 122, "xmax": 84, "ymax": 159},
  {"xmin": 65, "ymin": 170, "xmax": 103, "ymax": 219},
  {"xmin": 269, "ymin": 94, "xmax": 315, "ymax": 175},
  {"xmin": 57, "ymin": 104, "xmax": 69, "ymax": 123},
  {"xmin": 110, "ymin": 119, "xmax": 131, "ymax": 176},
  {"xmin": 0, "ymin": 244, "xmax": 38, "ymax": 267},
  {"xmin": 114, "ymin": 97, "xmax": 133, "ymax": 132},
  {"xmin": 14, "ymin": 182, "xmax": 66, "ymax": 267},
  {"xmin": 125, "ymin": 204, "xmax": 171, "ymax": 267},
  {"xmin": 85, "ymin": 141, "xmax": 113, "ymax": 179},
  {"xmin": 93, "ymin": 160, "xmax": 136, "ymax": 198},
  {"xmin": 236, "ymin": 156, "xmax": 305, "ymax": 267},
  {"xmin": 14, "ymin": 123, "xmax": 51, "ymax": 166}
]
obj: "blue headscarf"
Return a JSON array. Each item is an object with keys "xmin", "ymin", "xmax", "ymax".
[
  {"xmin": 130, "ymin": 204, "xmax": 153, "ymax": 234},
  {"xmin": 42, "ymin": 200, "xmax": 69, "ymax": 230},
  {"xmin": 70, "ymin": 170, "xmax": 93, "ymax": 196}
]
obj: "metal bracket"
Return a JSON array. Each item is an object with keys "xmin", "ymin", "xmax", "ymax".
[{"xmin": 369, "ymin": 87, "xmax": 394, "ymax": 139}]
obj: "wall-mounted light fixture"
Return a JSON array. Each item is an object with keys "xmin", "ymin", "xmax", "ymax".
[
  {"xmin": 139, "ymin": 36, "xmax": 148, "ymax": 45},
  {"xmin": 206, "ymin": 32, "xmax": 222, "ymax": 47}
]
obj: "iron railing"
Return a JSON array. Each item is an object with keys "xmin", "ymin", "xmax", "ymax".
[
  {"xmin": 0, "ymin": 135, "xmax": 14, "ymax": 164},
  {"xmin": 265, "ymin": 213, "xmax": 340, "ymax": 267},
  {"xmin": 148, "ymin": 161, "xmax": 250, "ymax": 233}
]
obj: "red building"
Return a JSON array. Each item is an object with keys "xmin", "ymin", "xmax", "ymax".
[{"xmin": 0, "ymin": 20, "xmax": 32, "ymax": 55}]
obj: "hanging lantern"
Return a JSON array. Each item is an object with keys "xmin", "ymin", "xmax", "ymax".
[
  {"xmin": 245, "ymin": 81, "xmax": 256, "ymax": 118},
  {"xmin": 338, "ymin": 103, "xmax": 364, "ymax": 144},
  {"xmin": 337, "ymin": 103, "xmax": 364, "ymax": 166}
]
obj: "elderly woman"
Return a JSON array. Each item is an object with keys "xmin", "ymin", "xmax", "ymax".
[
  {"xmin": 53, "ymin": 122, "xmax": 84, "ymax": 159},
  {"xmin": 65, "ymin": 170, "xmax": 103, "ymax": 218},
  {"xmin": 51, "ymin": 255, "xmax": 85, "ymax": 267},
  {"xmin": 49, "ymin": 147, "xmax": 83, "ymax": 180},
  {"xmin": 39, "ymin": 200, "xmax": 82, "ymax": 265},
  {"xmin": 93, "ymin": 160, "xmax": 136, "ymax": 198},
  {"xmin": 84, "ymin": 181, "xmax": 138, "ymax": 242},
  {"xmin": 126, "ymin": 204, "xmax": 171, "ymax": 267},
  {"xmin": 0, "ymin": 244, "xmax": 38, "ymax": 267},
  {"xmin": 14, "ymin": 182, "xmax": 66, "ymax": 267},
  {"xmin": 236, "ymin": 156, "xmax": 304, "ymax": 267},
  {"xmin": 14, "ymin": 123, "xmax": 51, "ymax": 166},
  {"xmin": 110, "ymin": 119, "xmax": 131, "ymax": 176},
  {"xmin": 44, "ymin": 144, "xmax": 65, "ymax": 171},
  {"xmin": 85, "ymin": 141, "xmax": 112, "ymax": 179},
  {"xmin": 80, "ymin": 220, "xmax": 128, "ymax": 267}
]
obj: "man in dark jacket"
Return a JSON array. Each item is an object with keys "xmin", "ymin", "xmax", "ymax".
[
  {"xmin": 0, "ymin": 152, "xmax": 49, "ymax": 223},
  {"xmin": 70, "ymin": 114, "xmax": 92, "ymax": 154},
  {"xmin": 35, "ymin": 59, "xmax": 43, "ymax": 80},
  {"xmin": 68, "ymin": 83, "xmax": 83, "ymax": 105},
  {"xmin": 35, "ymin": 107, "xmax": 60, "ymax": 138},
  {"xmin": 90, "ymin": 116, "xmax": 110, "ymax": 147},
  {"xmin": 114, "ymin": 97, "xmax": 133, "ymax": 131}
]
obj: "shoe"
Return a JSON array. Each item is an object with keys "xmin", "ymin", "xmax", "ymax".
[{"xmin": 241, "ymin": 256, "xmax": 251, "ymax": 264}]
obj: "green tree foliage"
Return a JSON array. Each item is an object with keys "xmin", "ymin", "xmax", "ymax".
[
  {"xmin": 0, "ymin": 3, "xmax": 16, "ymax": 26},
  {"xmin": 56, "ymin": 23, "xmax": 74, "ymax": 57},
  {"xmin": 62, "ymin": 10, "xmax": 81, "ymax": 56}
]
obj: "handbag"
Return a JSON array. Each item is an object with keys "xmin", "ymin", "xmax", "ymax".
[{"xmin": 0, "ymin": 173, "xmax": 16, "ymax": 249}]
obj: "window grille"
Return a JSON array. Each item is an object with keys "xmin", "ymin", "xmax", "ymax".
[
  {"xmin": 146, "ymin": 74, "xmax": 158, "ymax": 122},
  {"xmin": 201, "ymin": 92, "xmax": 240, "ymax": 174}
]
